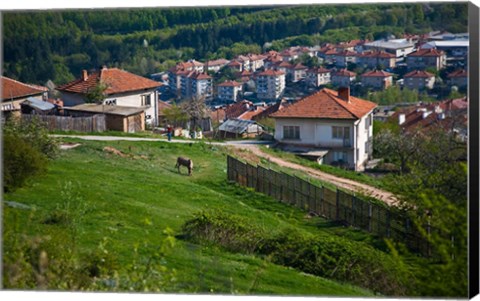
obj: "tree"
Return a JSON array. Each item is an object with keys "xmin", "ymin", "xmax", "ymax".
[
  {"xmin": 85, "ymin": 82, "xmax": 108, "ymax": 104},
  {"xmin": 162, "ymin": 103, "xmax": 188, "ymax": 127},
  {"xmin": 180, "ymin": 96, "xmax": 209, "ymax": 132}
]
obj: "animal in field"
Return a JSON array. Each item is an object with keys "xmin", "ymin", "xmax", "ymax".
[{"xmin": 175, "ymin": 156, "xmax": 193, "ymax": 176}]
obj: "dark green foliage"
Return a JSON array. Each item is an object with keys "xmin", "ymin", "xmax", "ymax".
[
  {"xmin": 3, "ymin": 118, "xmax": 58, "ymax": 192},
  {"xmin": 3, "ymin": 134, "xmax": 47, "ymax": 193},
  {"xmin": 182, "ymin": 210, "xmax": 411, "ymax": 296}
]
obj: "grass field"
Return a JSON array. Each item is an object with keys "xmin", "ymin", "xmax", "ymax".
[{"xmin": 3, "ymin": 138, "xmax": 394, "ymax": 295}]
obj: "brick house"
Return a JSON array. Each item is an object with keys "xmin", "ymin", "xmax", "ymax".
[
  {"xmin": 357, "ymin": 50, "xmax": 396, "ymax": 69},
  {"xmin": 406, "ymin": 48, "xmax": 447, "ymax": 70}
]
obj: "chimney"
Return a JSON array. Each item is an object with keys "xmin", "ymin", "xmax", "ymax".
[
  {"xmin": 338, "ymin": 87, "xmax": 350, "ymax": 103},
  {"xmin": 82, "ymin": 70, "xmax": 88, "ymax": 81},
  {"xmin": 399, "ymin": 113, "xmax": 406, "ymax": 125}
]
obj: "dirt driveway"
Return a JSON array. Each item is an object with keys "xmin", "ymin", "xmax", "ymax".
[{"xmin": 234, "ymin": 145, "xmax": 399, "ymax": 206}]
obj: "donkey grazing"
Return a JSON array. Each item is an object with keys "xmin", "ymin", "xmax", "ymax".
[{"xmin": 175, "ymin": 157, "xmax": 193, "ymax": 176}]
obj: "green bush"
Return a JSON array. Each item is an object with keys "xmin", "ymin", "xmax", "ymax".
[
  {"xmin": 3, "ymin": 134, "xmax": 47, "ymax": 192},
  {"xmin": 182, "ymin": 211, "xmax": 412, "ymax": 296}
]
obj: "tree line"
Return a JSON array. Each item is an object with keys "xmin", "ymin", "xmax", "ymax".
[{"xmin": 3, "ymin": 3, "xmax": 468, "ymax": 86}]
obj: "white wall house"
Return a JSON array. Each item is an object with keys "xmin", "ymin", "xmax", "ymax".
[
  {"xmin": 217, "ymin": 80, "xmax": 243, "ymax": 103},
  {"xmin": 57, "ymin": 67, "xmax": 161, "ymax": 127},
  {"xmin": 271, "ymin": 87, "xmax": 376, "ymax": 171},
  {"xmin": 305, "ymin": 67, "xmax": 331, "ymax": 87},
  {"xmin": 256, "ymin": 70, "xmax": 286, "ymax": 101}
]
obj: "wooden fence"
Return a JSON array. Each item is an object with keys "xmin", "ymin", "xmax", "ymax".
[
  {"xmin": 227, "ymin": 155, "xmax": 434, "ymax": 256},
  {"xmin": 22, "ymin": 114, "xmax": 106, "ymax": 132}
]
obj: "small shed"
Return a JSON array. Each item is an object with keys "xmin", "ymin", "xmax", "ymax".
[
  {"xmin": 20, "ymin": 97, "xmax": 56, "ymax": 115},
  {"xmin": 218, "ymin": 118, "xmax": 264, "ymax": 138},
  {"xmin": 64, "ymin": 104, "xmax": 146, "ymax": 133}
]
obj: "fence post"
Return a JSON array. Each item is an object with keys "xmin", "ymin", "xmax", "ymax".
[
  {"xmin": 368, "ymin": 203, "xmax": 372, "ymax": 232},
  {"xmin": 335, "ymin": 188, "xmax": 340, "ymax": 221}
]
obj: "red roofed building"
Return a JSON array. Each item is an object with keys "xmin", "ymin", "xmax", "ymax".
[
  {"xmin": 357, "ymin": 50, "xmax": 396, "ymax": 69},
  {"xmin": 271, "ymin": 87, "xmax": 377, "ymax": 171},
  {"xmin": 361, "ymin": 70, "xmax": 393, "ymax": 90},
  {"xmin": 406, "ymin": 48, "xmax": 447, "ymax": 70},
  {"xmin": 331, "ymin": 69, "xmax": 356, "ymax": 87},
  {"xmin": 180, "ymin": 71, "xmax": 213, "ymax": 100},
  {"xmin": 256, "ymin": 70, "xmax": 286, "ymax": 101},
  {"xmin": 404, "ymin": 70, "xmax": 436, "ymax": 90},
  {"xmin": 305, "ymin": 67, "xmax": 331, "ymax": 87},
  {"xmin": 287, "ymin": 63, "xmax": 308, "ymax": 82},
  {"xmin": 447, "ymin": 69, "xmax": 468, "ymax": 88},
  {"xmin": 333, "ymin": 50, "xmax": 357, "ymax": 68},
  {"xmin": 1, "ymin": 76, "xmax": 48, "ymax": 117},
  {"xmin": 56, "ymin": 67, "xmax": 162, "ymax": 126},
  {"xmin": 217, "ymin": 80, "xmax": 243, "ymax": 103},
  {"xmin": 227, "ymin": 60, "xmax": 243, "ymax": 72}
]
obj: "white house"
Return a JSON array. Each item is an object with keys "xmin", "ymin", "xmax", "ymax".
[
  {"xmin": 305, "ymin": 67, "xmax": 331, "ymax": 87},
  {"xmin": 1, "ymin": 76, "xmax": 48, "ymax": 118},
  {"xmin": 217, "ymin": 80, "xmax": 243, "ymax": 103},
  {"xmin": 271, "ymin": 87, "xmax": 377, "ymax": 171},
  {"xmin": 57, "ymin": 67, "xmax": 161, "ymax": 127},
  {"xmin": 255, "ymin": 69, "xmax": 286, "ymax": 101}
]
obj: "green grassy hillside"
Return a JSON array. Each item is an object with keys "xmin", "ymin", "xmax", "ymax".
[{"xmin": 3, "ymin": 138, "xmax": 389, "ymax": 295}]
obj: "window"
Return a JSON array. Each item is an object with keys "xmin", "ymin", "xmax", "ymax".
[
  {"xmin": 283, "ymin": 126, "xmax": 300, "ymax": 140},
  {"xmin": 142, "ymin": 94, "xmax": 151, "ymax": 106},
  {"xmin": 333, "ymin": 151, "xmax": 348, "ymax": 163},
  {"xmin": 104, "ymin": 99, "xmax": 117, "ymax": 106},
  {"xmin": 365, "ymin": 114, "xmax": 370, "ymax": 130},
  {"xmin": 332, "ymin": 126, "xmax": 350, "ymax": 139}
]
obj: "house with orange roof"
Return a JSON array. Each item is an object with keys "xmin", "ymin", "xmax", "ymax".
[
  {"xmin": 331, "ymin": 69, "xmax": 356, "ymax": 87},
  {"xmin": 180, "ymin": 71, "xmax": 212, "ymax": 100},
  {"xmin": 271, "ymin": 87, "xmax": 377, "ymax": 171},
  {"xmin": 227, "ymin": 60, "xmax": 243, "ymax": 72},
  {"xmin": 305, "ymin": 67, "xmax": 331, "ymax": 87},
  {"xmin": 447, "ymin": 69, "xmax": 468, "ymax": 88},
  {"xmin": 256, "ymin": 70, "xmax": 286, "ymax": 101},
  {"xmin": 406, "ymin": 48, "xmax": 447, "ymax": 70},
  {"xmin": 287, "ymin": 63, "xmax": 308, "ymax": 82},
  {"xmin": 56, "ymin": 67, "xmax": 162, "ymax": 126},
  {"xmin": 357, "ymin": 50, "xmax": 396, "ymax": 69},
  {"xmin": 1, "ymin": 76, "xmax": 48, "ymax": 118},
  {"xmin": 205, "ymin": 59, "xmax": 230, "ymax": 73},
  {"xmin": 333, "ymin": 50, "xmax": 357, "ymax": 68},
  {"xmin": 217, "ymin": 80, "xmax": 243, "ymax": 103},
  {"xmin": 361, "ymin": 70, "xmax": 393, "ymax": 90},
  {"xmin": 404, "ymin": 70, "xmax": 436, "ymax": 90}
]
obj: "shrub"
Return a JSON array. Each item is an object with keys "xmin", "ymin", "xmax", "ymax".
[
  {"xmin": 3, "ymin": 134, "xmax": 47, "ymax": 192},
  {"xmin": 182, "ymin": 211, "xmax": 412, "ymax": 296}
]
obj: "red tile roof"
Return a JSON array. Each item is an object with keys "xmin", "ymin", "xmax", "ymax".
[
  {"xmin": 362, "ymin": 70, "xmax": 393, "ymax": 77},
  {"xmin": 225, "ymin": 100, "xmax": 253, "ymax": 119},
  {"xmin": 404, "ymin": 70, "xmax": 435, "ymax": 78},
  {"xmin": 218, "ymin": 80, "xmax": 242, "ymax": 87},
  {"xmin": 271, "ymin": 88, "xmax": 376, "ymax": 120},
  {"xmin": 189, "ymin": 72, "xmax": 211, "ymax": 80},
  {"xmin": 57, "ymin": 67, "xmax": 161, "ymax": 95},
  {"xmin": 228, "ymin": 60, "xmax": 242, "ymax": 67},
  {"xmin": 307, "ymin": 67, "xmax": 331, "ymax": 74},
  {"xmin": 253, "ymin": 99, "xmax": 290, "ymax": 120},
  {"xmin": 332, "ymin": 69, "xmax": 356, "ymax": 77},
  {"xmin": 359, "ymin": 50, "xmax": 395, "ymax": 58},
  {"xmin": 238, "ymin": 106, "xmax": 266, "ymax": 120},
  {"xmin": 408, "ymin": 48, "xmax": 445, "ymax": 57},
  {"xmin": 448, "ymin": 69, "xmax": 468, "ymax": 78},
  {"xmin": 258, "ymin": 70, "xmax": 285, "ymax": 77},
  {"xmin": 2, "ymin": 76, "xmax": 45, "ymax": 101},
  {"xmin": 335, "ymin": 50, "xmax": 357, "ymax": 57},
  {"xmin": 206, "ymin": 59, "xmax": 230, "ymax": 66},
  {"xmin": 290, "ymin": 63, "xmax": 307, "ymax": 70}
]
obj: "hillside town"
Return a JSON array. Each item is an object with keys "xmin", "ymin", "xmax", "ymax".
[{"xmin": 1, "ymin": 30, "xmax": 468, "ymax": 172}]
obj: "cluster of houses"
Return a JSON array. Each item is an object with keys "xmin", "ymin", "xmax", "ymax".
[
  {"xmin": 162, "ymin": 30, "xmax": 468, "ymax": 106},
  {"xmin": 1, "ymin": 31, "xmax": 468, "ymax": 171}
]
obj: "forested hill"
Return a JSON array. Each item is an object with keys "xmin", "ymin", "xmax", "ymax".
[{"xmin": 3, "ymin": 3, "xmax": 468, "ymax": 86}]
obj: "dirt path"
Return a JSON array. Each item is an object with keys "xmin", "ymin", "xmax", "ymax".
[{"xmin": 234, "ymin": 145, "xmax": 399, "ymax": 206}]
